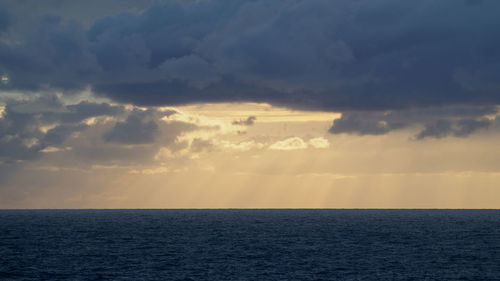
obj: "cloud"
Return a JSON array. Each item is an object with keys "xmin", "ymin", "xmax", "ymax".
[
  {"xmin": 102, "ymin": 110, "xmax": 159, "ymax": 144},
  {"xmin": 0, "ymin": 95, "xmax": 124, "ymax": 162},
  {"xmin": 308, "ymin": 137, "xmax": 330, "ymax": 149},
  {"xmin": 0, "ymin": 97, "xmax": 201, "ymax": 177},
  {"xmin": 0, "ymin": 7, "xmax": 11, "ymax": 33},
  {"xmin": 0, "ymin": 0, "xmax": 499, "ymax": 111},
  {"xmin": 218, "ymin": 140, "xmax": 264, "ymax": 151},
  {"xmin": 329, "ymin": 113, "xmax": 394, "ymax": 135},
  {"xmin": 42, "ymin": 123, "xmax": 89, "ymax": 145},
  {"xmin": 454, "ymin": 119, "xmax": 491, "ymax": 137},
  {"xmin": 269, "ymin": 137, "xmax": 308, "ymax": 151},
  {"xmin": 414, "ymin": 120, "xmax": 453, "ymax": 140},
  {"xmin": 0, "ymin": 14, "xmax": 99, "ymax": 91},
  {"xmin": 129, "ymin": 166, "xmax": 170, "ymax": 175},
  {"xmin": 59, "ymin": 102, "xmax": 124, "ymax": 123},
  {"xmin": 232, "ymin": 116, "xmax": 256, "ymax": 126},
  {"xmin": 329, "ymin": 106, "xmax": 497, "ymax": 139},
  {"xmin": 190, "ymin": 138, "xmax": 213, "ymax": 152},
  {"xmin": 160, "ymin": 54, "xmax": 221, "ymax": 89},
  {"xmin": 268, "ymin": 137, "xmax": 330, "ymax": 151},
  {"xmin": 415, "ymin": 118, "xmax": 491, "ymax": 139}
]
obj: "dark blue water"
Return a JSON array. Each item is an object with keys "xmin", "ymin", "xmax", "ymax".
[{"xmin": 1, "ymin": 210, "xmax": 499, "ymax": 280}]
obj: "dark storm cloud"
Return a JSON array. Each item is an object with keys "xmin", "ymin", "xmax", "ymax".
[
  {"xmin": 0, "ymin": 7, "xmax": 10, "ymax": 33},
  {"xmin": 414, "ymin": 120, "xmax": 454, "ymax": 140},
  {"xmin": 0, "ymin": 15, "xmax": 99, "ymax": 91},
  {"xmin": 1, "ymin": 0, "xmax": 499, "ymax": 111},
  {"xmin": 329, "ymin": 113, "xmax": 396, "ymax": 135},
  {"xmin": 329, "ymin": 106, "xmax": 496, "ymax": 139},
  {"xmin": 58, "ymin": 102, "xmax": 124, "ymax": 123},
  {"xmin": 102, "ymin": 110, "xmax": 159, "ymax": 144},
  {"xmin": 0, "ymin": 92, "xmax": 200, "ymax": 166},
  {"xmin": 453, "ymin": 119, "xmax": 491, "ymax": 137},
  {"xmin": 414, "ymin": 118, "xmax": 491, "ymax": 139},
  {"xmin": 0, "ymin": 95, "xmax": 124, "ymax": 162},
  {"xmin": 37, "ymin": 110, "xmax": 198, "ymax": 169},
  {"xmin": 42, "ymin": 123, "xmax": 89, "ymax": 145}
]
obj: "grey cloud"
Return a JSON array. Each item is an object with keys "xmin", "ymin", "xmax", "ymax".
[
  {"xmin": 38, "ymin": 111, "xmax": 198, "ymax": 168},
  {"xmin": 232, "ymin": 116, "xmax": 256, "ymax": 126},
  {"xmin": 0, "ymin": 135, "xmax": 41, "ymax": 162},
  {"xmin": 0, "ymin": 95, "xmax": 124, "ymax": 162},
  {"xmin": 0, "ymin": 94, "xmax": 194, "ymax": 168},
  {"xmin": 329, "ymin": 106, "xmax": 496, "ymax": 139},
  {"xmin": 157, "ymin": 120, "xmax": 197, "ymax": 147},
  {"xmin": 32, "ymin": 99, "xmax": 125, "ymax": 124},
  {"xmin": 0, "ymin": 0, "xmax": 159, "ymax": 28},
  {"xmin": 101, "ymin": 108, "xmax": 185, "ymax": 145},
  {"xmin": 8, "ymin": 94, "xmax": 65, "ymax": 114},
  {"xmin": 329, "ymin": 113, "xmax": 394, "ymax": 135},
  {"xmin": 42, "ymin": 123, "xmax": 89, "ymax": 146},
  {"xmin": 0, "ymin": 15, "xmax": 99, "ymax": 91},
  {"xmin": 415, "ymin": 118, "xmax": 491, "ymax": 139},
  {"xmin": 190, "ymin": 138, "xmax": 213, "ymax": 153},
  {"xmin": 465, "ymin": 0, "xmax": 485, "ymax": 6},
  {"xmin": 0, "ymin": 7, "xmax": 11, "ymax": 33},
  {"xmin": 102, "ymin": 110, "xmax": 159, "ymax": 144},
  {"xmin": 495, "ymin": 116, "xmax": 500, "ymax": 129},
  {"xmin": 454, "ymin": 119, "xmax": 491, "ymax": 137},
  {"xmin": 159, "ymin": 54, "xmax": 220, "ymax": 89},
  {"xmin": 0, "ymin": 0, "xmax": 499, "ymax": 111},
  {"xmin": 57, "ymin": 101, "xmax": 124, "ymax": 123},
  {"xmin": 414, "ymin": 120, "xmax": 454, "ymax": 140}
]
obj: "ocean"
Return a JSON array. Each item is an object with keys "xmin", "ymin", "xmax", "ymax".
[{"xmin": 1, "ymin": 209, "xmax": 499, "ymax": 280}]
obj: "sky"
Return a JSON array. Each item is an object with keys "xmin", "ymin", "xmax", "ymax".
[{"xmin": 1, "ymin": 0, "xmax": 500, "ymax": 208}]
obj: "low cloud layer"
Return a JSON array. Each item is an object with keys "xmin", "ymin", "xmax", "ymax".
[
  {"xmin": 415, "ymin": 118, "xmax": 491, "ymax": 140},
  {"xmin": 2, "ymin": 0, "xmax": 500, "ymax": 205},
  {"xmin": 103, "ymin": 110, "xmax": 160, "ymax": 144},
  {"xmin": 1, "ymin": 0, "xmax": 499, "ymax": 111},
  {"xmin": 0, "ymin": 95, "xmax": 124, "ymax": 162},
  {"xmin": 329, "ymin": 106, "xmax": 497, "ymax": 139},
  {"xmin": 0, "ymin": 95, "xmax": 203, "ymax": 180}
]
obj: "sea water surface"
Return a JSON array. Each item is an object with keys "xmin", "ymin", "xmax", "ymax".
[{"xmin": 1, "ymin": 209, "xmax": 499, "ymax": 280}]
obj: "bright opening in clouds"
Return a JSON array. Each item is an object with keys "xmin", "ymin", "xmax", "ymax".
[{"xmin": 1, "ymin": 0, "xmax": 500, "ymax": 208}]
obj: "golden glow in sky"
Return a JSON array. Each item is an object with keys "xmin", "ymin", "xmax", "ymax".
[
  {"xmin": 1, "ymin": 101, "xmax": 499, "ymax": 209},
  {"xmin": 1, "ymin": 0, "xmax": 500, "ymax": 210}
]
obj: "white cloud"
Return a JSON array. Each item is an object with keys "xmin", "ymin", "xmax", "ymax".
[
  {"xmin": 308, "ymin": 137, "xmax": 329, "ymax": 149},
  {"xmin": 268, "ymin": 137, "xmax": 308, "ymax": 151},
  {"xmin": 218, "ymin": 140, "xmax": 264, "ymax": 151},
  {"xmin": 129, "ymin": 166, "xmax": 170, "ymax": 175},
  {"xmin": 40, "ymin": 146, "xmax": 72, "ymax": 153}
]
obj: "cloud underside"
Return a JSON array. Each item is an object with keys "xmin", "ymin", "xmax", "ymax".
[
  {"xmin": 0, "ymin": 95, "xmax": 198, "ymax": 165},
  {"xmin": 0, "ymin": 95, "xmax": 333, "ymax": 170},
  {"xmin": 1, "ymin": 0, "xmax": 500, "ymax": 146},
  {"xmin": 0, "ymin": 0, "xmax": 499, "ymax": 112},
  {"xmin": 329, "ymin": 106, "xmax": 498, "ymax": 138},
  {"xmin": 4, "ymin": 0, "xmax": 500, "ymax": 208}
]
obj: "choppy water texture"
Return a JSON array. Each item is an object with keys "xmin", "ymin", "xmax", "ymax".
[{"xmin": 1, "ymin": 210, "xmax": 500, "ymax": 280}]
